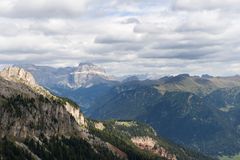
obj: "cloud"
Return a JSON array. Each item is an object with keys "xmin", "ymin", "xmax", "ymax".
[
  {"xmin": 0, "ymin": 0, "xmax": 88, "ymax": 18},
  {"xmin": 0, "ymin": 0, "xmax": 240, "ymax": 76},
  {"xmin": 173, "ymin": 0, "xmax": 240, "ymax": 11},
  {"xmin": 121, "ymin": 18, "xmax": 140, "ymax": 24},
  {"xmin": 94, "ymin": 34, "xmax": 140, "ymax": 44}
]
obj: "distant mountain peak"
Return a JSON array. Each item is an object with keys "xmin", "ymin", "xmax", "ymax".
[
  {"xmin": 69, "ymin": 63, "xmax": 113, "ymax": 88},
  {"xmin": 122, "ymin": 76, "xmax": 139, "ymax": 82},
  {"xmin": 0, "ymin": 66, "xmax": 37, "ymax": 86},
  {"xmin": 75, "ymin": 62, "xmax": 106, "ymax": 75},
  {"xmin": 201, "ymin": 74, "xmax": 213, "ymax": 79}
]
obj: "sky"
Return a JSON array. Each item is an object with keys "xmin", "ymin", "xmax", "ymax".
[{"xmin": 0, "ymin": 0, "xmax": 240, "ymax": 76}]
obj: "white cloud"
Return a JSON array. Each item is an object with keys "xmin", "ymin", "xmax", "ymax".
[
  {"xmin": 0, "ymin": 0, "xmax": 240, "ymax": 76},
  {"xmin": 173, "ymin": 0, "xmax": 240, "ymax": 11},
  {"xmin": 0, "ymin": 0, "xmax": 88, "ymax": 18}
]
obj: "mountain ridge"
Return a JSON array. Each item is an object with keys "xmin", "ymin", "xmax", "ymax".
[
  {"xmin": 0, "ymin": 66, "xmax": 213, "ymax": 160},
  {"xmin": 14, "ymin": 63, "xmax": 117, "ymax": 89},
  {"xmin": 9, "ymin": 63, "xmax": 240, "ymax": 158}
]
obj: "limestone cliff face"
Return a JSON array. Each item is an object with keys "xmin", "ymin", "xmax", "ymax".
[
  {"xmin": 0, "ymin": 67, "xmax": 87, "ymax": 138},
  {"xmin": 0, "ymin": 97, "xmax": 82, "ymax": 139},
  {"xmin": 64, "ymin": 102, "xmax": 86, "ymax": 126},
  {"xmin": 0, "ymin": 67, "xmax": 36, "ymax": 86}
]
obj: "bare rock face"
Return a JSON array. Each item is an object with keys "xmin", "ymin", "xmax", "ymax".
[
  {"xmin": 131, "ymin": 136, "xmax": 156, "ymax": 149},
  {"xmin": 0, "ymin": 67, "xmax": 36, "ymax": 87},
  {"xmin": 68, "ymin": 63, "xmax": 114, "ymax": 88},
  {"xmin": 64, "ymin": 102, "xmax": 86, "ymax": 126},
  {"xmin": 131, "ymin": 136, "xmax": 177, "ymax": 160},
  {"xmin": 94, "ymin": 122, "xmax": 105, "ymax": 130},
  {"xmin": 0, "ymin": 67, "xmax": 56, "ymax": 100},
  {"xmin": 0, "ymin": 67, "xmax": 87, "ymax": 138}
]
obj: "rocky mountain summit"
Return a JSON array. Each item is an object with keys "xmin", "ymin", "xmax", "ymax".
[
  {"xmin": 0, "ymin": 67, "xmax": 36, "ymax": 87},
  {"xmin": 68, "ymin": 63, "xmax": 115, "ymax": 88},
  {"xmin": 0, "ymin": 67, "xmax": 213, "ymax": 160}
]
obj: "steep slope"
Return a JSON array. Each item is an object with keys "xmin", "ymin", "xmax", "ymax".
[
  {"xmin": 90, "ymin": 82, "xmax": 162, "ymax": 119},
  {"xmin": 0, "ymin": 67, "xmax": 213, "ymax": 160},
  {"xmin": 0, "ymin": 67, "xmax": 86, "ymax": 138},
  {"xmin": 52, "ymin": 84, "xmax": 114, "ymax": 112},
  {"xmin": 88, "ymin": 120, "xmax": 213, "ymax": 160}
]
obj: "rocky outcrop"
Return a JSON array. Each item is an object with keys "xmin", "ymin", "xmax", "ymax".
[
  {"xmin": 94, "ymin": 122, "xmax": 105, "ymax": 130},
  {"xmin": 64, "ymin": 102, "xmax": 86, "ymax": 127},
  {"xmin": 115, "ymin": 121, "xmax": 138, "ymax": 127},
  {"xmin": 131, "ymin": 136, "xmax": 156, "ymax": 149},
  {"xmin": 131, "ymin": 136, "xmax": 177, "ymax": 160}
]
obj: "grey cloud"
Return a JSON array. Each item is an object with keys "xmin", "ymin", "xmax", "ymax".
[
  {"xmin": 0, "ymin": 0, "xmax": 88, "ymax": 18},
  {"xmin": 152, "ymin": 41, "xmax": 221, "ymax": 50},
  {"xmin": 0, "ymin": 0, "xmax": 240, "ymax": 76},
  {"xmin": 140, "ymin": 48, "xmax": 217, "ymax": 60},
  {"xmin": 0, "ymin": 48, "xmax": 50, "ymax": 55},
  {"xmin": 173, "ymin": 0, "xmax": 240, "ymax": 11},
  {"xmin": 134, "ymin": 24, "xmax": 171, "ymax": 34},
  {"xmin": 94, "ymin": 35, "xmax": 138, "ymax": 44},
  {"xmin": 121, "ymin": 18, "xmax": 140, "ymax": 24}
]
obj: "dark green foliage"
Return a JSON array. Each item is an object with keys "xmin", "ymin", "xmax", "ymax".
[
  {"xmin": 0, "ymin": 138, "xmax": 33, "ymax": 160},
  {"xmin": 24, "ymin": 136, "xmax": 118, "ymax": 160},
  {"xmin": 0, "ymin": 95, "xmax": 36, "ymax": 117},
  {"xmin": 54, "ymin": 96, "xmax": 80, "ymax": 109}
]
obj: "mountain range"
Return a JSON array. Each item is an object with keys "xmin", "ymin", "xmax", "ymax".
[
  {"xmin": 0, "ymin": 66, "xmax": 214, "ymax": 160},
  {"xmin": 11, "ymin": 63, "xmax": 240, "ymax": 159},
  {"xmin": 15, "ymin": 63, "xmax": 116, "ymax": 89}
]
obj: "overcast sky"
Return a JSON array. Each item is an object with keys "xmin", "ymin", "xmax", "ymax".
[{"xmin": 0, "ymin": 0, "xmax": 240, "ymax": 76}]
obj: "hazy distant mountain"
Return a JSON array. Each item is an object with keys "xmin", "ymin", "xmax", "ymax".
[
  {"xmin": 0, "ymin": 67, "xmax": 212, "ymax": 160},
  {"xmin": 15, "ymin": 63, "xmax": 116, "ymax": 89},
  {"xmin": 86, "ymin": 75, "xmax": 240, "ymax": 157},
  {"xmin": 122, "ymin": 76, "xmax": 140, "ymax": 83},
  {"xmin": 68, "ymin": 63, "xmax": 116, "ymax": 88},
  {"xmin": 119, "ymin": 73, "xmax": 163, "ymax": 81}
]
